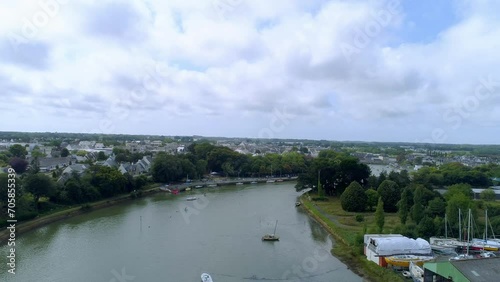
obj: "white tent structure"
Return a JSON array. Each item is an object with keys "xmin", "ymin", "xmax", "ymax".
[{"xmin": 364, "ymin": 234, "xmax": 432, "ymax": 266}]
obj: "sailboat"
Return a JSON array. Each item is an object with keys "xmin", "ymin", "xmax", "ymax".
[
  {"xmin": 430, "ymin": 214, "xmax": 461, "ymax": 253},
  {"xmin": 450, "ymin": 209, "xmax": 474, "ymax": 260},
  {"xmin": 262, "ymin": 220, "xmax": 280, "ymax": 241},
  {"xmin": 471, "ymin": 209, "xmax": 500, "ymax": 251}
]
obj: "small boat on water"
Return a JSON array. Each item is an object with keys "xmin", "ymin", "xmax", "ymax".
[
  {"xmin": 236, "ymin": 182, "xmax": 244, "ymax": 185},
  {"xmin": 201, "ymin": 272, "xmax": 213, "ymax": 282},
  {"xmin": 208, "ymin": 184, "xmax": 217, "ymax": 187},
  {"xmin": 266, "ymin": 180, "xmax": 275, "ymax": 183},
  {"xmin": 186, "ymin": 187, "xmax": 192, "ymax": 191},
  {"xmin": 186, "ymin": 197, "xmax": 197, "ymax": 201},
  {"xmin": 262, "ymin": 220, "xmax": 280, "ymax": 241},
  {"xmin": 385, "ymin": 255, "xmax": 434, "ymax": 267},
  {"xmin": 195, "ymin": 185, "xmax": 203, "ymax": 188},
  {"xmin": 295, "ymin": 202, "xmax": 301, "ymax": 207},
  {"xmin": 250, "ymin": 181, "xmax": 258, "ymax": 184}
]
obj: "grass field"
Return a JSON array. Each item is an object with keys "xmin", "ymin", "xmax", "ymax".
[{"xmin": 301, "ymin": 194, "xmax": 405, "ymax": 282}]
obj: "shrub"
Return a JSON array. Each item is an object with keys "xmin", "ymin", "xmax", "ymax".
[
  {"xmin": 340, "ymin": 181, "xmax": 367, "ymax": 212},
  {"xmin": 80, "ymin": 204, "xmax": 92, "ymax": 212},
  {"xmin": 355, "ymin": 214, "xmax": 364, "ymax": 222}
]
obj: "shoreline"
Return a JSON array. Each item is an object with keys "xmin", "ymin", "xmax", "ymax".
[
  {"xmin": 0, "ymin": 179, "xmax": 295, "ymax": 243},
  {"xmin": 0, "ymin": 187, "xmax": 162, "ymax": 243},
  {"xmin": 299, "ymin": 195, "xmax": 404, "ymax": 282},
  {"xmin": 299, "ymin": 196, "xmax": 371, "ymax": 281}
]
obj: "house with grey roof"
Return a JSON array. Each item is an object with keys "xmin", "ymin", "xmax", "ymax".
[
  {"xmin": 38, "ymin": 157, "xmax": 71, "ymax": 172},
  {"xmin": 58, "ymin": 164, "xmax": 88, "ymax": 184}
]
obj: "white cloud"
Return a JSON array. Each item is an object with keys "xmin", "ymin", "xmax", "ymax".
[{"xmin": 1, "ymin": 0, "xmax": 499, "ymax": 143}]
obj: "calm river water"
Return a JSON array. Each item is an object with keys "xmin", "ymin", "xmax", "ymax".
[{"xmin": 1, "ymin": 183, "xmax": 363, "ymax": 282}]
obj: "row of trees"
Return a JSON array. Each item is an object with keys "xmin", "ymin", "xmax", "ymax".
[
  {"xmin": 0, "ymin": 165, "xmax": 149, "ymax": 225},
  {"xmin": 151, "ymin": 142, "xmax": 310, "ymax": 183},
  {"xmin": 338, "ymin": 177, "xmax": 500, "ymax": 239}
]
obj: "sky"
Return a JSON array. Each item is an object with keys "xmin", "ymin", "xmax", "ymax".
[{"xmin": 1, "ymin": 0, "xmax": 499, "ymax": 144}]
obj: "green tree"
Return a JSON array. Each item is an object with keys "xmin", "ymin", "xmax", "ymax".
[
  {"xmin": 87, "ymin": 166, "xmax": 127, "ymax": 197},
  {"xmin": 29, "ymin": 156, "xmax": 40, "ymax": 174},
  {"xmin": 411, "ymin": 186, "xmax": 425, "ymax": 225},
  {"xmin": 365, "ymin": 188, "xmax": 378, "ymax": 211},
  {"xmin": 377, "ymin": 180, "xmax": 400, "ymax": 212},
  {"xmin": 444, "ymin": 183, "xmax": 473, "ymax": 201},
  {"xmin": 375, "ymin": 197, "xmax": 385, "ymax": 233},
  {"xmin": 23, "ymin": 173, "xmax": 56, "ymax": 209},
  {"xmin": 397, "ymin": 187, "xmax": 411, "ymax": 225},
  {"xmin": 151, "ymin": 153, "xmax": 183, "ymax": 183},
  {"xmin": 446, "ymin": 193, "xmax": 475, "ymax": 229},
  {"xmin": 480, "ymin": 189, "xmax": 496, "ymax": 201},
  {"xmin": 417, "ymin": 216, "xmax": 436, "ymax": 238},
  {"xmin": 9, "ymin": 144, "xmax": 27, "ymax": 158},
  {"xmin": 340, "ymin": 181, "xmax": 367, "ymax": 212},
  {"xmin": 97, "ymin": 151, "xmax": 107, "ymax": 161},
  {"xmin": 61, "ymin": 148, "xmax": 70, "ymax": 157},
  {"xmin": 9, "ymin": 157, "xmax": 29, "ymax": 174},
  {"xmin": 427, "ymin": 197, "xmax": 446, "ymax": 217}
]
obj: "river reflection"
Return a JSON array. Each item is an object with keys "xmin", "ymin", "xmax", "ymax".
[{"xmin": 1, "ymin": 183, "xmax": 362, "ymax": 282}]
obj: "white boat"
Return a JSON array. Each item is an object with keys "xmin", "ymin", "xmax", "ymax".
[
  {"xmin": 266, "ymin": 180, "xmax": 275, "ymax": 183},
  {"xmin": 236, "ymin": 182, "xmax": 243, "ymax": 185},
  {"xmin": 208, "ymin": 184, "xmax": 217, "ymax": 187},
  {"xmin": 186, "ymin": 187, "xmax": 191, "ymax": 191},
  {"xmin": 471, "ymin": 209, "xmax": 500, "ymax": 251},
  {"xmin": 201, "ymin": 272, "xmax": 213, "ymax": 282},
  {"xmin": 409, "ymin": 261, "xmax": 424, "ymax": 282},
  {"xmin": 250, "ymin": 181, "xmax": 257, "ymax": 184},
  {"xmin": 186, "ymin": 197, "xmax": 197, "ymax": 201},
  {"xmin": 195, "ymin": 185, "xmax": 203, "ymax": 188}
]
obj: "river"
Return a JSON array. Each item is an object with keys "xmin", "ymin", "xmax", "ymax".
[{"xmin": 1, "ymin": 183, "xmax": 363, "ymax": 282}]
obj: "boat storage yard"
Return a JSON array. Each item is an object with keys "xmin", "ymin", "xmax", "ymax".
[{"xmin": 364, "ymin": 234, "xmax": 500, "ymax": 281}]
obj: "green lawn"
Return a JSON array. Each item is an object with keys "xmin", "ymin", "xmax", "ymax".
[{"xmin": 302, "ymin": 195, "xmax": 405, "ymax": 282}]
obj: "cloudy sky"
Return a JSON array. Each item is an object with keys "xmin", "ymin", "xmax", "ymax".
[{"xmin": 1, "ymin": 0, "xmax": 499, "ymax": 144}]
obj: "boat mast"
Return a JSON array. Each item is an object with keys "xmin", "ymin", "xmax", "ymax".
[
  {"xmin": 445, "ymin": 214, "xmax": 448, "ymax": 239},
  {"xmin": 458, "ymin": 209, "xmax": 462, "ymax": 242},
  {"xmin": 467, "ymin": 209, "xmax": 471, "ymax": 256},
  {"xmin": 484, "ymin": 209, "xmax": 488, "ymax": 242},
  {"xmin": 273, "ymin": 220, "xmax": 278, "ymax": 235}
]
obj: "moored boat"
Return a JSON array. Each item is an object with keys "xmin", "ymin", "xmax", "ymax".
[
  {"xmin": 262, "ymin": 220, "xmax": 280, "ymax": 241},
  {"xmin": 201, "ymin": 272, "xmax": 213, "ymax": 282},
  {"xmin": 384, "ymin": 255, "xmax": 435, "ymax": 267},
  {"xmin": 186, "ymin": 196, "xmax": 197, "ymax": 201}
]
